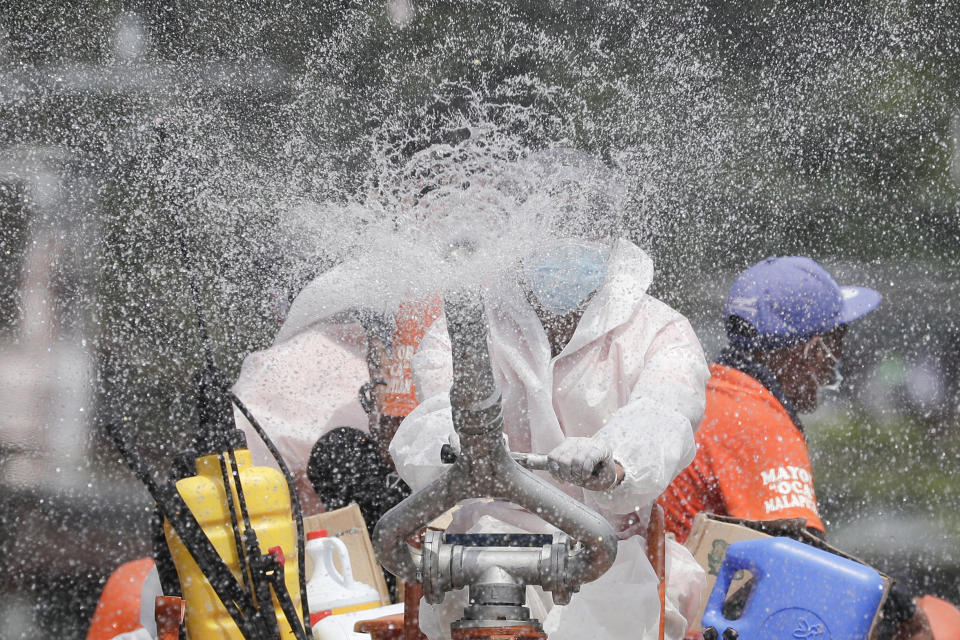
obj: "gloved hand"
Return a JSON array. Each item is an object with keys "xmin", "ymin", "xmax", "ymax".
[{"xmin": 547, "ymin": 437, "xmax": 619, "ymax": 490}]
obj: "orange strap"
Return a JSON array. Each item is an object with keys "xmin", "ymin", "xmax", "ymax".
[
  {"xmin": 382, "ymin": 294, "xmax": 443, "ymax": 418},
  {"xmin": 647, "ymin": 505, "xmax": 666, "ymax": 640}
]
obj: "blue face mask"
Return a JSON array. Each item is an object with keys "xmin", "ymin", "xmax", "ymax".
[{"xmin": 522, "ymin": 242, "xmax": 609, "ymax": 316}]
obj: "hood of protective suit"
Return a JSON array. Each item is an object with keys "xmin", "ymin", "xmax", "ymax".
[
  {"xmin": 274, "ymin": 261, "xmax": 374, "ymax": 344},
  {"xmin": 232, "ymin": 320, "xmax": 370, "ymax": 489}
]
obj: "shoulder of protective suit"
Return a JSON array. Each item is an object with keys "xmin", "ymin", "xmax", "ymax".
[
  {"xmin": 611, "ymin": 293, "xmax": 699, "ymax": 348},
  {"xmin": 605, "ymin": 238, "xmax": 654, "ymax": 292}
]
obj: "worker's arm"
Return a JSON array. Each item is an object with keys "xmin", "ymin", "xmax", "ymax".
[
  {"xmin": 588, "ymin": 307, "xmax": 710, "ymax": 515},
  {"xmin": 388, "ymin": 393, "xmax": 457, "ymax": 491},
  {"xmin": 409, "ymin": 314, "xmax": 454, "ymax": 404}
]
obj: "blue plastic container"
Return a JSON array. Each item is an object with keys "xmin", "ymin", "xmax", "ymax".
[{"xmin": 701, "ymin": 537, "xmax": 886, "ymax": 640}]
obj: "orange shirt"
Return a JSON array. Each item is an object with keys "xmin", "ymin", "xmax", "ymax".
[
  {"xmin": 382, "ymin": 293, "xmax": 444, "ymax": 418},
  {"xmin": 657, "ymin": 363, "xmax": 825, "ymax": 542}
]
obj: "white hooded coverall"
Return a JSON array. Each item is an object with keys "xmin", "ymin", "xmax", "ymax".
[
  {"xmin": 390, "ymin": 238, "xmax": 710, "ymax": 640},
  {"xmin": 232, "ymin": 263, "xmax": 373, "ymax": 510}
]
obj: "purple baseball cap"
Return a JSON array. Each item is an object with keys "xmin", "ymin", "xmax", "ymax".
[{"xmin": 724, "ymin": 256, "xmax": 882, "ymax": 350}]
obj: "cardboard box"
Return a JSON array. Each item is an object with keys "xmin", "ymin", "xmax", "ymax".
[
  {"xmin": 304, "ymin": 504, "xmax": 392, "ymax": 606},
  {"xmin": 683, "ymin": 513, "xmax": 771, "ymax": 632},
  {"xmin": 683, "ymin": 513, "xmax": 891, "ymax": 638}
]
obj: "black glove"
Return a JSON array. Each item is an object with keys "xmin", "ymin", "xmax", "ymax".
[{"xmin": 875, "ymin": 581, "xmax": 918, "ymax": 640}]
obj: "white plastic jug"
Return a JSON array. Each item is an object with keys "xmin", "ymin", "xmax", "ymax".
[
  {"xmin": 311, "ymin": 603, "xmax": 404, "ymax": 640},
  {"xmin": 306, "ymin": 529, "xmax": 381, "ymax": 627}
]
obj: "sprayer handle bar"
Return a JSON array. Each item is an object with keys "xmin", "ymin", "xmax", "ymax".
[
  {"xmin": 510, "ymin": 452, "xmax": 550, "ymax": 471},
  {"xmin": 441, "ymin": 444, "xmax": 601, "ymax": 476},
  {"xmin": 516, "ymin": 451, "xmax": 608, "ymax": 479},
  {"xmin": 441, "ymin": 443, "xmax": 542, "ymax": 468}
]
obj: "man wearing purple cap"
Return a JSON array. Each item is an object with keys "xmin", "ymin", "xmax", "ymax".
[
  {"xmin": 657, "ymin": 257, "xmax": 935, "ymax": 639},
  {"xmin": 658, "ymin": 256, "xmax": 881, "ymax": 541},
  {"xmin": 722, "ymin": 256, "xmax": 882, "ymax": 412}
]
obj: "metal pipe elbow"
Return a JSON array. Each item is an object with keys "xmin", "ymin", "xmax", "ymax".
[
  {"xmin": 491, "ymin": 456, "xmax": 619, "ymax": 587},
  {"xmin": 373, "ymin": 469, "xmax": 460, "ymax": 584}
]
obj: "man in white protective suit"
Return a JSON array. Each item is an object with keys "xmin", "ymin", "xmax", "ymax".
[
  {"xmin": 390, "ymin": 237, "xmax": 711, "ymax": 640},
  {"xmin": 232, "ymin": 261, "xmax": 387, "ymax": 514}
]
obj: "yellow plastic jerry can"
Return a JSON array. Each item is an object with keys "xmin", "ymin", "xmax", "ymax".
[{"xmin": 164, "ymin": 448, "xmax": 302, "ymax": 639}]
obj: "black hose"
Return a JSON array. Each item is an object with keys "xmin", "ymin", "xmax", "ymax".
[
  {"xmin": 227, "ymin": 447, "xmax": 282, "ymax": 639},
  {"xmin": 145, "ymin": 124, "xmax": 282, "ymax": 639},
  {"xmin": 106, "ymin": 422, "xmax": 269, "ymax": 640},
  {"xmin": 151, "ymin": 502, "xmax": 182, "ymax": 599},
  {"xmin": 230, "ymin": 391, "xmax": 311, "ymax": 632},
  {"xmin": 219, "ymin": 452, "xmax": 255, "ymax": 594},
  {"xmin": 217, "ymin": 451, "xmax": 253, "ymax": 576}
]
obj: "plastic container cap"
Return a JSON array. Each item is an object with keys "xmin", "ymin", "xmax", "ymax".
[
  {"xmin": 307, "ymin": 530, "xmax": 328, "ymax": 541},
  {"xmin": 310, "ymin": 610, "xmax": 333, "ymax": 626}
]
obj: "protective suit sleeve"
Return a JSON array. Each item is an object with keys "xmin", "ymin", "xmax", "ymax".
[
  {"xmin": 390, "ymin": 312, "xmax": 460, "ymax": 491},
  {"xmin": 589, "ymin": 308, "xmax": 709, "ymax": 515},
  {"xmin": 388, "ymin": 392, "xmax": 457, "ymax": 492}
]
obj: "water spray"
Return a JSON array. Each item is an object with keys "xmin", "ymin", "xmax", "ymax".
[{"xmin": 107, "ymin": 124, "xmax": 311, "ymax": 640}]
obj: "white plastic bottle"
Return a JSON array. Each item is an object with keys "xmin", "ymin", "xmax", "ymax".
[
  {"xmin": 305, "ymin": 529, "xmax": 382, "ymax": 629},
  {"xmin": 310, "ymin": 603, "xmax": 405, "ymax": 640}
]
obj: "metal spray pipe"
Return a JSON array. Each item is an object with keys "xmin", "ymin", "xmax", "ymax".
[{"xmin": 372, "ymin": 288, "xmax": 617, "ymax": 600}]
